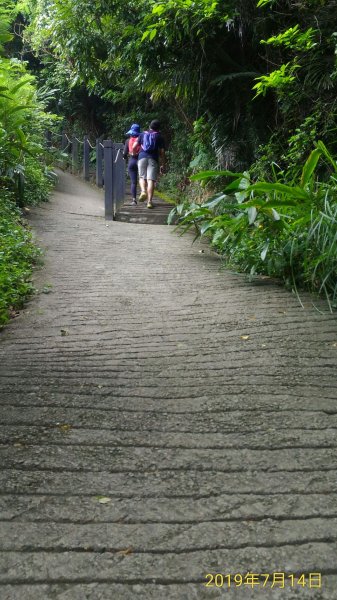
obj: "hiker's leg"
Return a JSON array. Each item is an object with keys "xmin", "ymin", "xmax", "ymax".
[
  {"xmin": 147, "ymin": 179, "xmax": 155, "ymax": 202},
  {"xmin": 139, "ymin": 178, "xmax": 147, "ymax": 193},
  {"xmin": 128, "ymin": 158, "xmax": 138, "ymax": 199},
  {"xmin": 138, "ymin": 159, "xmax": 147, "ymax": 193},
  {"xmin": 147, "ymin": 159, "xmax": 158, "ymax": 202},
  {"xmin": 138, "ymin": 158, "xmax": 148, "ymax": 201}
]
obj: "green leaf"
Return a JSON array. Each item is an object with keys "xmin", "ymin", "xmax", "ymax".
[
  {"xmin": 246, "ymin": 182, "xmax": 311, "ymax": 201},
  {"xmin": 235, "ymin": 190, "xmax": 249, "ymax": 203},
  {"xmin": 315, "ymin": 141, "xmax": 337, "ymax": 174},
  {"xmin": 95, "ymin": 496, "xmax": 111, "ymax": 504},
  {"xmin": 190, "ymin": 169, "xmax": 244, "ymax": 181},
  {"xmin": 248, "ymin": 206, "xmax": 257, "ymax": 224},
  {"xmin": 200, "ymin": 222, "xmax": 213, "ymax": 235},
  {"xmin": 152, "ymin": 4, "xmax": 166, "ymax": 15},
  {"xmin": 4, "ymin": 105, "xmax": 33, "ymax": 117},
  {"xmin": 167, "ymin": 207, "xmax": 177, "ymax": 225},
  {"xmin": 0, "ymin": 33, "xmax": 13, "ymax": 43},
  {"xmin": 212, "ymin": 228, "xmax": 225, "ymax": 244},
  {"xmin": 9, "ymin": 79, "xmax": 31, "ymax": 95},
  {"xmin": 260, "ymin": 242, "xmax": 269, "ymax": 261},
  {"xmin": 271, "ymin": 208, "xmax": 280, "ymax": 220},
  {"xmin": 211, "ymin": 72, "xmax": 260, "ymax": 85},
  {"xmin": 204, "ymin": 194, "xmax": 227, "ymax": 209},
  {"xmin": 16, "ymin": 128, "xmax": 27, "ymax": 146},
  {"xmin": 141, "ymin": 30, "xmax": 151, "ymax": 41},
  {"xmin": 300, "ymin": 148, "xmax": 321, "ymax": 187},
  {"xmin": 225, "ymin": 177, "xmax": 245, "ymax": 192}
]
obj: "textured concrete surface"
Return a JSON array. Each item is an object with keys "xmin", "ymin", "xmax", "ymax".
[
  {"xmin": 0, "ymin": 169, "xmax": 337, "ymax": 599},
  {"xmin": 115, "ymin": 189, "xmax": 173, "ymax": 224}
]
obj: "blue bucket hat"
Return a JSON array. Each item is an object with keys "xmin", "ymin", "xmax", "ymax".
[{"xmin": 126, "ymin": 123, "xmax": 141, "ymax": 136}]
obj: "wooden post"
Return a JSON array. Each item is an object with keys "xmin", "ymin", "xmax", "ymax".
[
  {"xmin": 103, "ymin": 139, "xmax": 113, "ymax": 220},
  {"xmin": 96, "ymin": 139, "xmax": 103, "ymax": 187},
  {"xmin": 83, "ymin": 136, "xmax": 90, "ymax": 181}
]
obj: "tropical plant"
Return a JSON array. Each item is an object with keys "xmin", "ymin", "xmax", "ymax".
[
  {"xmin": 0, "ymin": 1, "xmax": 56, "ymax": 204},
  {"xmin": 0, "ymin": 191, "xmax": 41, "ymax": 327},
  {"xmin": 0, "ymin": 0, "xmax": 55, "ymax": 325},
  {"xmin": 169, "ymin": 141, "xmax": 337, "ymax": 307}
]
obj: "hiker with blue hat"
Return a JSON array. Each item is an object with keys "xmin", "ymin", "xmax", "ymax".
[
  {"xmin": 123, "ymin": 123, "xmax": 142, "ymax": 205},
  {"xmin": 132, "ymin": 119, "xmax": 166, "ymax": 209}
]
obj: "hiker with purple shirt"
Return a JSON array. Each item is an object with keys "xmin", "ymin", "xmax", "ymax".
[
  {"xmin": 123, "ymin": 123, "xmax": 141, "ymax": 205},
  {"xmin": 133, "ymin": 119, "xmax": 166, "ymax": 209}
]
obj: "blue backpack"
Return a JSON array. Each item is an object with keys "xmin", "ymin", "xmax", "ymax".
[{"xmin": 141, "ymin": 130, "xmax": 158, "ymax": 153}]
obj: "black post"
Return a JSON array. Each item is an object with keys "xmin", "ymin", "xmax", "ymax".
[
  {"xmin": 103, "ymin": 139, "xmax": 113, "ymax": 220},
  {"xmin": 96, "ymin": 139, "xmax": 103, "ymax": 187},
  {"xmin": 83, "ymin": 136, "xmax": 90, "ymax": 181},
  {"xmin": 61, "ymin": 133, "xmax": 68, "ymax": 169},
  {"xmin": 61, "ymin": 133, "xmax": 67, "ymax": 151},
  {"xmin": 45, "ymin": 130, "xmax": 52, "ymax": 148},
  {"xmin": 112, "ymin": 143, "xmax": 126, "ymax": 217},
  {"xmin": 72, "ymin": 136, "xmax": 78, "ymax": 174}
]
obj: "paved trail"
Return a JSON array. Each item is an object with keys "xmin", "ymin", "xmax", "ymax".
[{"xmin": 0, "ymin": 170, "xmax": 337, "ymax": 599}]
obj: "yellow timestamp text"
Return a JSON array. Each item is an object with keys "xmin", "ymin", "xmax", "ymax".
[{"xmin": 204, "ymin": 572, "xmax": 322, "ymax": 589}]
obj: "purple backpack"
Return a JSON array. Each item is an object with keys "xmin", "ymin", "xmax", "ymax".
[{"xmin": 141, "ymin": 130, "xmax": 158, "ymax": 152}]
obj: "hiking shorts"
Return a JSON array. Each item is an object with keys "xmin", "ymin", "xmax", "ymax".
[{"xmin": 138, "ymin": 157, "xmax": 159, "ymax": 182}]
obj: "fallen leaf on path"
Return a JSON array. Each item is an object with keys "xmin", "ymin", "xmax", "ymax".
[
  {"xmin": 96, "ymin": 496, "xmax": 112, "ymax": 504},
  {"xmin": 42, "ymin": 285, "xmax": 53, "ymax": 294},
  {"xmin": 118, "ymin": 547, "xmax": 133, "ymax": 556},
  {"xmin": 57, "ymin": 423, "xmax": 72, "ymax": 432},
  {"xmin": 60, "ymin": 329, "xmax": 68, "ymax": 336},
  {"xmin": 240, "ymin": 335, "xmax": 250, "ymax": 340}
]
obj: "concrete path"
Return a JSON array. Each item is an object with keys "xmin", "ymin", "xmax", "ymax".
[{"xmin": 0, "ymin": 170, "xmax": 337, "ymax": 599}]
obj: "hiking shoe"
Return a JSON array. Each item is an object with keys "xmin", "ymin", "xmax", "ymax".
[
  {"xmin": 131, "ymin": 199, "xmax": 137, "ymax": 206},
  {"xmin": 147, "ymin": 201, "xmax": 154, "ymax": 209},
  {"xmin": 139, "ymin": 192, "xmax": 147, "ymax": 202}
]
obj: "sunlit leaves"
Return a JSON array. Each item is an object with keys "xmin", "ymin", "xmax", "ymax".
[
  {"xmin": 252, "ymin": 63, "xmax": 300, "ymax": 97},
  {"xmin": 261, "ymin": 25, "xmax": 317, "ymax": 52}
]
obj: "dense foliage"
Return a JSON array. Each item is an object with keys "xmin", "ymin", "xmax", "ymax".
[
  {"xmin": 169, "ymin": 141, "xmax": 337, "ymax": 307},
  {"xmin": 4, "ymin": 0, "xmax": 337, "ymax": 306},
  {"xmin": 0, "ymin": 191, "xmax": 41, "ymax": 326},
  {"xmin": 0, "ymin": 0, "xmax": 55, "ymax": 325},
  {"xmin": 0, "ymin": 1, "xmax": 55, "ymax": 205}
]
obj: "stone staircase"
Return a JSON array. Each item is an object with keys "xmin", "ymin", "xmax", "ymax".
[{"xmin": 114, "ymin": 192, "xmax": 175, "ymax": 225}]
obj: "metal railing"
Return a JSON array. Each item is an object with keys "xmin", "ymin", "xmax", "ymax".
[{"xmin": 47, "ymin": 131, "xmax": 126, "ymax": 220}]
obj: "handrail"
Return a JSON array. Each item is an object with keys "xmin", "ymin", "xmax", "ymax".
[{"xmin": 46, "ymin": 130, "xmax": 125, "ymax": 220}]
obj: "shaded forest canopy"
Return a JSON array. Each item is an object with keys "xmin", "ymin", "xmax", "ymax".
[
  {"xmin": 17, "ymin": 0, "xmax": 337, "ymax": 176},
  {"xmin": 1, "ymin": 0, "xmax": 337, "ymax": 315}
]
